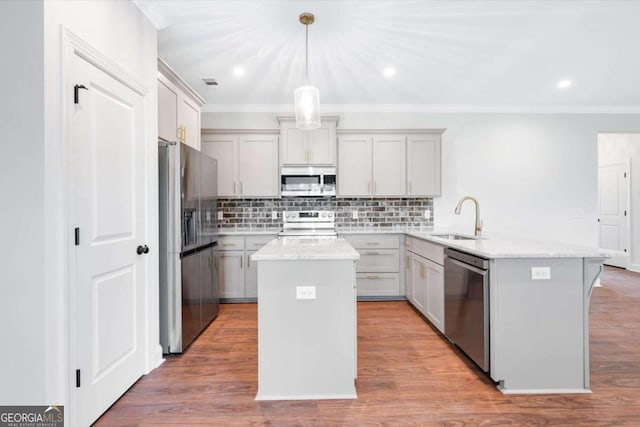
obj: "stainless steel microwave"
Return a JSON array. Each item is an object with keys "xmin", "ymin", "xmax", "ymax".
[{"xmin": 281, "ymin": 166, "xmax": 336, "ymax": 197}]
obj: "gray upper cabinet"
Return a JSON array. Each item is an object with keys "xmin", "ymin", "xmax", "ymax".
[
  {"xmin": 337, "ymin": 130, "xmax": 444, "ymax": 197},
  {"xmin": 278, "ymin": 117, "xmax": 338, "ymax": 166}
]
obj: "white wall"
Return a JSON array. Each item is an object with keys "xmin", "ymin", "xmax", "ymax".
[
  {"xmin": 598, "ymin": 133, "xmax": 640, "ymax": 270},
  {"xmin": 202, "ymin": 112, "xmax": 640, "ymax": 246},
  {"xmin": 0, "ymin": 0, "xmax": 158, "ymax": 411},
  {"xmin": 0, "ymin": 0, "xmax": 46, "ymax": 403}
]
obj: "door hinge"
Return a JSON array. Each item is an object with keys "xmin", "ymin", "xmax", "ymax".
[
  {"xmin": 74, "ymin": 228, "xmax": 80, "ymax": 245},
  {"xmin": 76, "ymin": 369, "xmax": 81, "ymax": 388},
  {"xmin": 74, "ymin": 84, "xmax": 88, "ymax": 104}
]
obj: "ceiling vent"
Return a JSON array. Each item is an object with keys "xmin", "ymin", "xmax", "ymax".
[{"xmin": 202, "ymin": 78, "xmax": 218, "ymax": 86}]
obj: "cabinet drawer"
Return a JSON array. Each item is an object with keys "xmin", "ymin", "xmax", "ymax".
[
  {"xmin": 356, "ymin": 249, "xmax": 399, "ymax": 273},
  {"xmin": 218, "ymin": 236, "xmax": 245, "ymax": 250},
  {"xmin": 410, "ymin": 238, "xmax": 445, "ymax": 265},
  {"xmin": 344, "ymin": 234, "xmax": 400, "ymax": 249},
  {"xmin": 246, "ymin": 235, "xmax": 276, "ymax": 250},
  {"xmin": 356, "ymin": 273, "xmax": 400, "ymax": 296}
]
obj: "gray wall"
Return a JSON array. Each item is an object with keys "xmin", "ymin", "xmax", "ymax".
[
  {"xmin": 0, "ymin": 0, "xmax": 46, "ymax": 403},
  {"xmin": 203, "ymin": 111, "xmax": 640, "ymax": 247}
]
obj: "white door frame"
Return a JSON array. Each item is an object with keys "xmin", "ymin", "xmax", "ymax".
[{"xmin": 61, "ymin": 28, "xmax": 159, "ymax": 426}]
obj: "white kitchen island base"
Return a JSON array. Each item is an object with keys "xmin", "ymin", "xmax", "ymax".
[{"xmin": 253, "ymin": 237, "xmax": 359, "ymax": 401}]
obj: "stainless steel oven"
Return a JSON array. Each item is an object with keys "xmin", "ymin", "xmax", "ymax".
[
  {"xmin": 444, "ymin": 248, "xmax": 490, "ymax": 372},
  {"xmin": 281, "ymin": 166, "xmax": 336, "ymax": 197}
]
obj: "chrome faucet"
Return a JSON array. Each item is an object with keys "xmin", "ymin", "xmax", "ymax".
[{"xmin": 454, "ymin": 196, "xmax": 483, "ymax": 237}]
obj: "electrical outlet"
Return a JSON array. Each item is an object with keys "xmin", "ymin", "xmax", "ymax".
[
  {"xmin": 206, "ymin": 211, "xmax": 211, "ymax": 221},
  {"xmin": 424, "ymin": 210, "xmax": 431, "ymax": 219},
  {"xmin": 296, "ymin": 286, "xmax": 316, "ymax": 300},
  {"xmin": 217, "ymin": 211, "xmax": 223, "ymax": 221},
  {"xmin": 352, "ymin": 210, "xmax": 358, "ymax": 219},
  {"xmin": 271, "ymin": 210, "xmax": 278, "ymax": 220},
  {"xmin": 531, "ymin": 267, "xmax": 551, "ymax": 280}
]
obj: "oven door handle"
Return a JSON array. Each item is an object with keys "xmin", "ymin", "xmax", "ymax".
[{"xmin": 447, "ymin": 257, "xmax": 488, "ymax": 276}]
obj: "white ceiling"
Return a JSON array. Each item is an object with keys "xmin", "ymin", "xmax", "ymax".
[{"xmin": 134, "ymin": 0, "xmax": 640, "ymax": 113}]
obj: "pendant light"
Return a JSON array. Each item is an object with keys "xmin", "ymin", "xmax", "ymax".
[{"xmin": 294, "ymin": 12, "xmax": 321, "ymax": 130}]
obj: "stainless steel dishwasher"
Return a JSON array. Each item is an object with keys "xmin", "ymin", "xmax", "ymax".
[{"xmin": 444, "ymin": 248, "xmax": 490, "ymax": 372}]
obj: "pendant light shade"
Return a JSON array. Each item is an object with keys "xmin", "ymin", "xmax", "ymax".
[
  {"xmin": 294, "ymin": 85, "xmax": 320, "ymax": 130},
  {"xmin": 295, "ymin": 13, "xmax": 321, "ymax": 130}
]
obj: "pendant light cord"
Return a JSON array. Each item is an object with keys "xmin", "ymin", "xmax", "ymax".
[{"xmin": 305, "ymin": 23, "xmax": 309, "ymax": 85}]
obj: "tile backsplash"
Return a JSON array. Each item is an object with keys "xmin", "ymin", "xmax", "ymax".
[{"xmin": 217, "ymin": 197, "xmax": 434, "ymax": 229}]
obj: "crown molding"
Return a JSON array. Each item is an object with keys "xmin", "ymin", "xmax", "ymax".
[
  {"xmin": 200, "ymin": 103, "xmax": 640, "ymax": 114},
  {"xmin": 158, "ymin": 57, "xmax": 206, "ymax": 106}
]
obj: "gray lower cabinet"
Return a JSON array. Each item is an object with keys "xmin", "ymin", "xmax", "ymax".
[
  {"xmin": 218, "ymin": 234, "xmax": 275, "ymax": 301},
  {"xmin": 342, "ymin": 234, "xmax": 403, "ymax": 299},
  {"xmin": 406, "ymin": 236, "xmax": 445, "ymax": 333}
]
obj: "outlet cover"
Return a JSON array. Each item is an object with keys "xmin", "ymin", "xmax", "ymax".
[
  {"xmin": 271, "ymin": 210, "xmax": 278, "ymax": 220},
  {"xmin": 296, "ymin": 286, "xmax": 316, "ymax": 300},
  {"xmin": 352, "ymin": 210, "xmax": 358, "ymax": 219},
  {"xmin": 217, "ymin": 211, "xmax": 223, "ymax": 220},
  {"xmin": 531, "ymin": 267, "xmax": 551, "ymax": 280},
  {"xmin": 424, "ymin": 210, "xmax": 431, "ymax": 219}
]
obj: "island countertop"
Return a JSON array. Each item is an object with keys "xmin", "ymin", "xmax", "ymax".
[
  {"xmin": 406, "ymin": 231, "xmax": 613, "ymax": 259},
  {"xmin": 251, "ymin": 236, "xmax": 360, "ymax": 261}
]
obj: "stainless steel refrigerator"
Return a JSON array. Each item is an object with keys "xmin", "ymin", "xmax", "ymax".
[{"xmin": 158, "ymin": 141, "xmax": 219, "ymax": 354}]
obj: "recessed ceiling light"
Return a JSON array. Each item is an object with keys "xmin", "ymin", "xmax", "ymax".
[
  {"xmin": 557, "ymin": 79, "xmax": 572, "ymax": 89},
  {"xmin": 233, "ymin": 67, "xmax": 245, "ymax": 77},
  {"xmin": 383, "ymin": 66, "xmax": 396, "ymax": 78}
]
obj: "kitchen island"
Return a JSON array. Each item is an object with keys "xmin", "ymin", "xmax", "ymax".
[
  {"xmin": 251, "ymin": 236, "xmax": 360, "ymax": 400},
  {"xmin": 407, "ymin": 231, "xmax": 611, "ymax": 394}
]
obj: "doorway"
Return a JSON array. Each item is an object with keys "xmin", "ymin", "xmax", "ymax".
[{"xmin": 597, "ymin": 133, "xmax": 640, "ymax": 272}]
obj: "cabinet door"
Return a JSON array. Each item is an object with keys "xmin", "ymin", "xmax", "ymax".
[
  {"xmin": 308, "ymin": 124, "xmax": 336, "ymax": 165},
  {"xmin": 407, "ymin": 135, "xmax": 441, "ymax": 196},
  {"xmin": 218, "ymin": 251, "xmax": 245, "ymax": 298},
  {"xmin": 281, "ymin": 122, "xmax": 308, "ymax": 165},
  {"xmin": 356, "ymin": 249, "xmax": 399, "ymax": 273},
  {"xmin": 178, "ymin": 95, "xmax": 201, "ymax": 151},
  {"xmin": 373, "ymin": 135, "xmax": 406, "ymax": 196},
  {"xmin": 238, "ymin": 135, "xmax": 279, "ymax": 197},
  {"xmin": 410, "ymin": 255, "xmax": 427, "ymax": 314},
  {"xmin": 425, "ymin": 259, "xmax": 445, "ymax": 333},
  {"xmin": 245, "ymin": 251, "xmax": 258, "ymax": 299},
  {"xmin": 337, "ymin": 135, "xmax": 371, "ymax": 196},
  {"xmin": 201, "ymin": 135, "xmax": 237, "ymax": 197},
  {"xmin": 158, "ymin": 77, "xmax": 178, "ymax": 142},
  {"xmin": 405, "ymin": 252, "xmax": 413, "ymax": 302}
]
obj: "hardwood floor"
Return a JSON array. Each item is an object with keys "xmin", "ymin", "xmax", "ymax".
[{"xmin": 95, "ymin": 266, "xmax": 640, "ymax": 426}]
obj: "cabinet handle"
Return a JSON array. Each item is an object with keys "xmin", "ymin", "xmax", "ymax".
[
  {"xmin": 365, "ymin": 242, "xmax": 380, "ymax": 245},
  {"xmin": 183, "ymin": 126, "xmax": 187, "ymax": 142},
  {"xmin": 222, "ymin": 243, "xmax": 236, "ymax": 247},
  {"xmin": 240, "ymin": 256, "xmax": 243, "ymax": 269},
  {"xmin": 406, "ymin": 256, "xmax": 411, "ymax": 269},
  {"xmin": 420, "ymin": 263, "xmax": 425, "ymax": 279},
  {"xmin": 363, "ymin": 251, "xmax": 381, "ymax": 255},
  {"xmin": 247, "ymin": 256, "xmax": 251, "ymax": 269},
  {"xmin": 233, "ymin": 181, "xmax": 237, "ymax": 194},
  {"xmin": 366, "ymin": 275, "xmax": 382, "ymax": 279}
]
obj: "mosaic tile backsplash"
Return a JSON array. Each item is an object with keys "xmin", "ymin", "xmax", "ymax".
[{"xmin": 217, "ymin": 197, "xmax": 434, "ymax": 230}]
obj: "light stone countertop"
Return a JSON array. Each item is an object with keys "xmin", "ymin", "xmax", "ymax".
[
  {"xmin": 337, "ymin": 226, "xmax": 434, "ymax": 235},
  {"xmin": 218, "ymin": 228, "xmax": 280, "ymax": 236},
  {"xmin": 406, "ymin": 231, "xmax": 614, "ymax": 259},
  {"xmin": 251, "ymin": 236, "xmax": 360, "ymax": 261}
]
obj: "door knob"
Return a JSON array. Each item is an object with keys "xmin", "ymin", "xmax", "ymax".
[{"xmin": 137, "ymin": 245, "xmax": 149, "ymax": 255}]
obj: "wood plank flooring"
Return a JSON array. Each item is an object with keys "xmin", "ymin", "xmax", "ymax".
[{"xmin": 95, "ymin": 266, "xmax": 640, "ymax": 426}]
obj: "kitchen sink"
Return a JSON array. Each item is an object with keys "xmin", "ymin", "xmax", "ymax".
[{"xmin": 430, "ymin": 233, "xmax": 477, "ymax": 241}]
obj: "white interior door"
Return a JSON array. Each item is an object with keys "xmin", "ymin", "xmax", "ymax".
[
  {"xmin": 71, "ymin": 53, "xmax": 147, "ymax": 426},
  {"xmin": 598, "ymin": 163, "xmax": 629, "ymax": 268}
]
